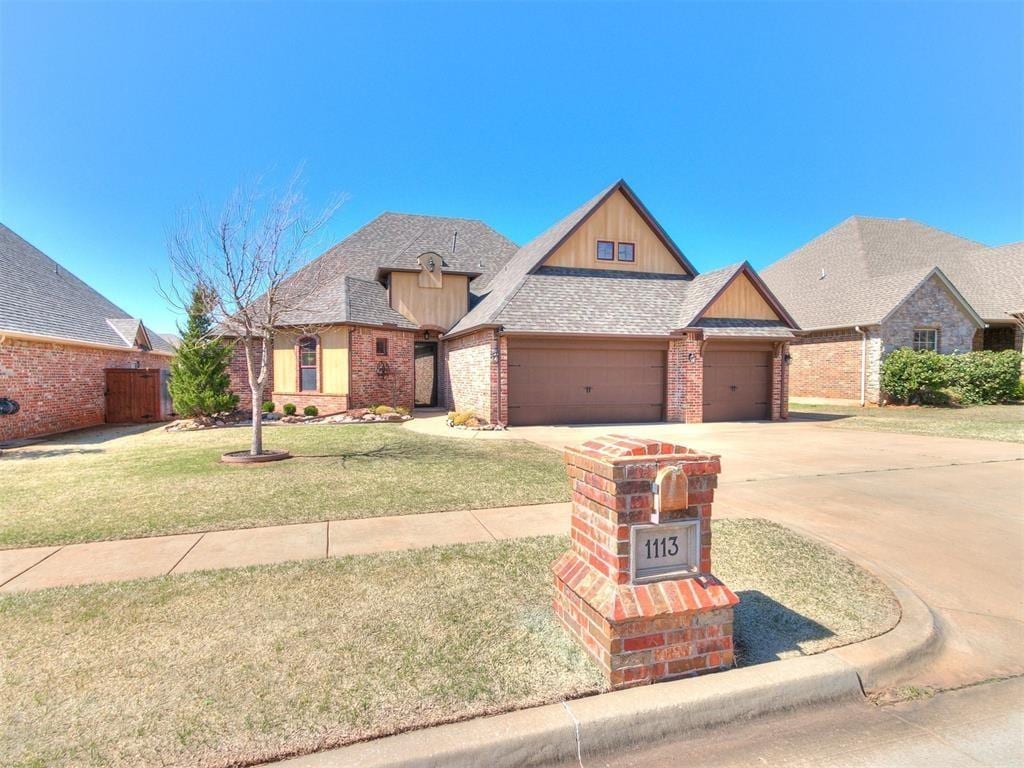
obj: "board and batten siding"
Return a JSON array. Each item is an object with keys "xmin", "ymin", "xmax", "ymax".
[
  {"xmin": 272, "ymin": 326, "xmax": 350, "ymax": 394},
  {"xmin": 543, "ymin": 189, "xmax": 687, "ymax": 275},
  {"xmin": 702, "ymin": 274, "xmax": 781, "ymax": 321},
  {"xmin": 389, "ymin": 271, "xmax": 469, "ymax": 330}
]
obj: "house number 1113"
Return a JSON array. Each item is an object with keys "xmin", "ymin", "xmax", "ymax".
[{"xmin": 644, "ymin": 536, "xmax": 679, "ymax": 559}]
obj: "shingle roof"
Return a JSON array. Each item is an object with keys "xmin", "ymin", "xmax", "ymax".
[
  {"xmin": 447, "ymin": 180, "xmax": 698, "ymax": 337},
  {"xmin": 761, "ymin": 216, "xmax": 1024, "ymax": 329},
  {"xmin": 467, "ymin": 264, "xmax": 792, "ymax": 337},
  {"xmin": 0, "ymin": 223, "xmax": 174, "ymax": 354},
  {"xmin": 270, "ymin": 213, "xmax": 518, "ymax": 327}
]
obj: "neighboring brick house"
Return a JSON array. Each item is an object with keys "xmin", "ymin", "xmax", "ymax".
[
  {"xmin": 0, "ymin": 224, "xmax": 175, "ymax": 442},
  {"xmin": 761, "ymin": 217, "xmax": 1023, "ymax": 404},
  {"xmin": 230, "ymin": 180, "xmax": 798, "ymax": 425}
]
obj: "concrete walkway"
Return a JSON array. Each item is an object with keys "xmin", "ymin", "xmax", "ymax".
[{"xmin": 0, "ymin": 502, "xmax": 569, "ymax": 592}]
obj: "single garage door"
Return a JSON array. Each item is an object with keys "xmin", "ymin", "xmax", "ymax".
[
  {"xmin": 702, "ymin": 346, "xmax": 772, "ymax": 422},
  {"xmin": 507, "ymin": 338, "xmax": 666, "ymax": 426}
]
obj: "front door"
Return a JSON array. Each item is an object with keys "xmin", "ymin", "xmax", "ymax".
[{"xmin": 414, "ymin": 342, "xmax": 438, "ymax": 407}]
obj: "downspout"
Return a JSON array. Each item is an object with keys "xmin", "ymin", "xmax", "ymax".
[{"xmin": 855, "ymin": 326, "xmax": 867, "ymax": 407}]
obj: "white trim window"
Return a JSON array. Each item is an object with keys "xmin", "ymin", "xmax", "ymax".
[{"xmin": 912, "ymin": 328, "xmax": 939, "ymax": 352}]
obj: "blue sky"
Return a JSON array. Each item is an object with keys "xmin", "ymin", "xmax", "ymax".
[{"xmin": 2, "ymin": 1, "xmax": 1021, "ymax": 333}]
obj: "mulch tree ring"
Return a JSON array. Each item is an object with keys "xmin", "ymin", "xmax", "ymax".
[{"xmin": 220, "ymin": 449, "xmax": 292, "ymax": 464}]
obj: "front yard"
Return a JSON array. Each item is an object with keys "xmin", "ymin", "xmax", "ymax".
[
  {"xmin": 791, "ymin": 403, "xmax": 1024, "ymax": 443},
  {"xmin": 0, "ymin": 521, "xmax": 898, "ymax": 768},
  {"xmin": 0, "ymin": 424, "xmax": 570, "ymax": 549}
]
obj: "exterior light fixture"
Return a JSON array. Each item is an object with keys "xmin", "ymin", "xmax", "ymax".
[
  {"xmin": 427, "ymin": 257, "xmax": 435, "ymax": 271},
  {"xmin": 783, "ymin": 353, "xmax": 792, "ymax": 363},
  {"xmin": 687, "ymin": 352, "xmax": 697, "ymax": 363}
]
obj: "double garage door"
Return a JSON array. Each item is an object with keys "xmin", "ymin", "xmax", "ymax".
[{"xmin": 506, "ymin": 338, "xmax": 771, "ymax": 426}]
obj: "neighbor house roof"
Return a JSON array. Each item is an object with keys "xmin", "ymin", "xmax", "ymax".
[
  {"xmin": 0, "ymin": 223, "xmax": 174, "ymax": 354},
  {"xmin": 761, "ymin": 216, "xmax": 1023, "ymax": 330},
  {"xmin": 268, "ymin": 213, "xmax": 518, "ymax": 328},
  {"xmin": 447, "ymin": 180, "xmax": 698, "ymax": 337}
]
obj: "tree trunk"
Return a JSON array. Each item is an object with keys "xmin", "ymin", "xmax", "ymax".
[{"xmin": 250, "ymin": 385, "xmax": 264, "ymax": 455}]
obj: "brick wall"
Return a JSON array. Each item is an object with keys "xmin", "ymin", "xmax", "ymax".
[
  {"xmin": 553, "ymin": 436, "xmax": 737, "ymax": 689},
  {"xmin": 666, "ymin": 334, "xmax": 702, "ymax": 423},
  {"xmin": 348, "ymin": 326, "xmax": 415, "ymax": 409},
  {"xmin": 772, "ymin": 342, "xmax": 789, "ymax": 420},
  {"xmin": 881, "ymin": 274, "xmax": 977, "ymax": 355},
  {"xmin": 227, "ymin": 339, "xmax": 273, "ymax": 412},
  {"xmin": 789, "ymin": 327, "xmax": 882, "ymax": 403},
  {"xmin": 0, "ymin": 337, "xmax": 170, "ymax": 442},
  {"xmin": 445, "ymin": 328, "xmax": 500, "ymax": 422}
]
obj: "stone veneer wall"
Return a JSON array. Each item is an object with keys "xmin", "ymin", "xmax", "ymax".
[
  {"xmin": 788, "ymin": 328, "xmax": 883, "ymax": 403},
  {"xmin": 0, "ymin": 337, "xmax": 170, "ymax": 442},
  {"xmin": 881, "ymin": 273, "xmax": 978, "ymax": 355}
]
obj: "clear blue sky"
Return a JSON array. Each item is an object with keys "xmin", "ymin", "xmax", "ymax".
[{"xmin": 2, "ymin": 1, "xmax": 1021, "ymax": 333}]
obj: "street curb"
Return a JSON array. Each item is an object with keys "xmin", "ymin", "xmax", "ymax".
[
  {"xmin": 267, "ymin": 558, "xmax": 940, "ymax": 768},
  {"xmin": 828, "ymin": 558, "xmax": 941, "ymax": 690}
]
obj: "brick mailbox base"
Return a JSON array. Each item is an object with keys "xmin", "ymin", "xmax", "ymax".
[{"xmin": 553, "ymin": 435, "xmax": 739, "ymax": 689}]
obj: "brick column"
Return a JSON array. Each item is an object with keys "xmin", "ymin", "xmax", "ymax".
[
  {"xmin": 772, "ymin": 342, "xmax": 790, "ymax": 421},
  {"xmin": 667, "ymin": 333, "xmax": 703, "ymax": 423},
  {"xmin": 553, "ymin": 435, "xmax": 738, "ymax": 689}
]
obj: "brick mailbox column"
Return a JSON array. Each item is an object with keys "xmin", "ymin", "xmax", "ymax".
[{"xmin": 552, "ymin": 435, "xmax": 739, "ymax": 689}]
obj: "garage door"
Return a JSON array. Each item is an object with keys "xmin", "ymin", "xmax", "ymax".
[
  {"xmin": 507, "ymin": 339, "xmax": 666, "ymax": 426},
  {"xmin": 702, "ymin": 347, "xmax": 772, "ymax": 422}
]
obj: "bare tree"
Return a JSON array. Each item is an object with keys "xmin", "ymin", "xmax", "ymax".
[{"xmin": 164, "ymin": 173, "xmax": 343, "ymax": 455}]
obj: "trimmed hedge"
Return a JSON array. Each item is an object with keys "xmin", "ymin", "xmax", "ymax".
[
  {"xmin": 881, "ymin": 348, "xmax": 1023, "ymax": 405},
  {"xmin": 946, "ymin": 350, "xmax": 1023, "ymax": 405},
  {"xmin": 880, "ymin": 349, "xmax": 946, "ymax": 404}
]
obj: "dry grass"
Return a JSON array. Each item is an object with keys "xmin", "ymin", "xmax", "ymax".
[
  {"xmin": 715, "ymin": 518, "xmax": 900, "ymax": 665},
  {"xmin": 791, "ymin": 403, "xmax": 1024, "ymax": 443},
  {"xmin": 0, "ymin": 521, "xmax": 899, "ymax": 767},
  {"xmin": 1, "ymin": 537, "xmax": 602, "ymax": 768},
  {"xmin": 0, "ymin": 423, "xmax": 570, "ymax": 549}
]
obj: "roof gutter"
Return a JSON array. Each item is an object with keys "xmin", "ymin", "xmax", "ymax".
[{"xmin": 0, "ymin": 328, "xmax": 174, "ymax": 356}]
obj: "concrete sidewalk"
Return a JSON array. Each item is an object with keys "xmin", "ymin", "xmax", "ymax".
[{"xmin": 0, "ymin": 502, "xmax": 570, "ymax": 592}]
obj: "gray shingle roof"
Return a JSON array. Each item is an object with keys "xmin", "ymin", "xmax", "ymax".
[
  {"xmin": 0, "ymin": 223, "xmax": 174, "ymax": 354},
  {"xmin": 472, "ymin": 264, "xmax": 792, "ymax": 337},
  {"xmin": 271, "ymin": 213, "xmax": 518, "ymax": 328},
  {"xmin": 447, "ymin": 180, "xmax": 698, "ymax": 337},
  {"xmin": 761, "ymin": 216, "xmax": 1024, "ymax": 329}
]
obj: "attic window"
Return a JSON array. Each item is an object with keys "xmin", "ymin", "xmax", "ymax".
[
  {"xmin": 596, "ymin": 241, "xmax": 614, "ymax": 261},
  {"xmin": 617, "ymin": 242, "xmax": 635, "ymax": 262}
]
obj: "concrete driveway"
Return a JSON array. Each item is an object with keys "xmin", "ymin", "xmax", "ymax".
[{"xmin": 412, "ymin": 414, "xmax": 1024, "ymax": 689}]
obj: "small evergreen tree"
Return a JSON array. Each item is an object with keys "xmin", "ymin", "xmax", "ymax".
[{"xmin": 168, "ymin": 286, "xmax": 239, "ymax": 417}]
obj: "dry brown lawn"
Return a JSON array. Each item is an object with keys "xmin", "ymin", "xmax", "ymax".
[{"xmin": 0, "ymin": 522, "xmax": 899, "ymax": 768}]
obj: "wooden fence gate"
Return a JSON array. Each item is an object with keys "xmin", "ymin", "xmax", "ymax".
[{"xmin": 105, "ymin": 368, "xmax": 162, "ymax": 423}]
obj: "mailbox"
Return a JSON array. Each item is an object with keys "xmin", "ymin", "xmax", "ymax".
[{"xmin": 651, "ymin": 464, "xmax": 688, "ymax": 524}]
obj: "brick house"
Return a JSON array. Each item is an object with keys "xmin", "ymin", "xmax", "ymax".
[
  {"xmin": 0, "ymin": 224, "xmax": 174, "ymax": 442},
  {"xmin": 230, "ymin": 180, "xmax": 797, "ymax": 425},
  {"xmin": 761, "ymin": 217, "xmax": 1023, "ymax": 404}
]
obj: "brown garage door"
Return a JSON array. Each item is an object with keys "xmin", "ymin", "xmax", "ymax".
[
  {"xmin": 703, "ymin": 347, "xmax": 772, "ymax": 422},
  {"xmin": 507, "ymin": 338, "xmax": 666, "ymax": 426}
]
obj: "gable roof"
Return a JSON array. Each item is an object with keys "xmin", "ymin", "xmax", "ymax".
[
  {"xmin": 0, "ymin": 223, "xmax": 174, "ymax": 354},
  {"xmin": 268, "ymin": 213, "xmax": 518, "ymax": 328},
  {"xmin": 761, "ymin": 216, "xmax": 1023, "ymax": 329},
  {"xmin": 447, "ymin": 262, "xmax": 795, "ymax": 339},
  {"xmin": 447, "ymin": 180, "xmax": 697, "ymax": 337}
]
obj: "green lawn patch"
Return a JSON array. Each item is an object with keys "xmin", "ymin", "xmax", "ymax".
[
  {"xmin": 0, "ymin": 424, "xmax": 570, "ymax": 549},
  {"xmin": 0, "ymin": 522, "xmax": 898, "ymax": 768},
  {"xmin": 791, "ymin": 403, "xmax": 1024, "ymax": 443}
]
